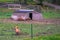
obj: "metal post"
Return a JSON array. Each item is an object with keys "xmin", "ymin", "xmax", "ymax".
[{"xmin": 31, "ymin": 24, "xmax": 33, "ymax": 39}]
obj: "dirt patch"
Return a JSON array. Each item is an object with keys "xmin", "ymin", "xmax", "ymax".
[{"xmin": 0, "ymin": 18, "xmax": 60, "ymax": 24}]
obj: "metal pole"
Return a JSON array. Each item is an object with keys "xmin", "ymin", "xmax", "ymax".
[{"xmin": 31, "ymin": 23, "xmax": 33, "ymax": 39}]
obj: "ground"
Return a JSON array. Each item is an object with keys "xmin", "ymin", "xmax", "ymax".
[
  {"xmin": 0, "ymin": 7, "xmax": 60, "ymax": 40},
  {"xmin": 0, "ymin": 18, "xmax": 60, "ymax": 24},
  {"xmin": 0, "ymin": 18, "xmax": 60, "ymax": 40}
]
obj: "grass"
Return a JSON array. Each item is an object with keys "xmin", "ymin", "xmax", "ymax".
[
  {"xmin": 0, "ymin": 8, "xmax": 60, "ymax": 19},
  {"xmin": 0, "ymin": 0, "xmax": 14, "ymax": 2},
  {"xmin": 0, "ymin": 7, "xmax": 60, "ymax": 40},
  {"xmin": 0, "ymin": 8, "xmax": 13, "ymax": 18},
  {"xmin": 42, "ymin": 11, "xmax": 60, "ymax": 19},
  {"xmin": 0, "ymin": 12, "xmax": 12, "ymax": 18},
  {"xmin": 0, "ymin": 22, "xmax": 60, "ymax": 40},
  {"xmin": 24, "ymin": 34, "xmax": 60, "ymax": 40},
  {"xmin": 42, "ymin": 8, "xmax": 60, "ymax": 19},
  {"xmin": 0, "ymin": 34, "xmax": 60, "ymax": 40}
]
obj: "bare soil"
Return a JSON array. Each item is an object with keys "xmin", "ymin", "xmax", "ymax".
[{"xmin": 0, "ymin": 18, "xmax": 60, "ymax": 24}]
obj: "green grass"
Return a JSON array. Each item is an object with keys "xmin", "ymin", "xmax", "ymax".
[
  {"xmin": 0, "ymin": 8, "xmax": 13, "ymax": 18},
  {"xmin": 0, "ymin": 12, "xmax": 12, "ymax": 18},
  {"xmin": 0, "ymin": 5, "xmax": 60, "ymax": 40},
  {"xmin": 0, "ymin": 0, "xmax": 14, "ymax": 2},
  {"xmin": 42, "ymin": 9, "xmax": 60, "ymax": 19},
  {"xmin": 0, "ymin": 8, "xmax": 60, "ymax": 19},
  {"xmin": 24, "ymin": 34, "xmax": 60, "ymax": 40},
  {"xmin": 0, "ymin": 22, "xmax": 60, "ymax": 40},
  {"xmin": 0, "ymin": 34, "xmax": 60, "ymax": 40}
]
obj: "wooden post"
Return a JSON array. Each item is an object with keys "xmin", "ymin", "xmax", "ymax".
[{"xmin": 31, "ymin": 24, "xmax": 33, "ymax": 39}]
